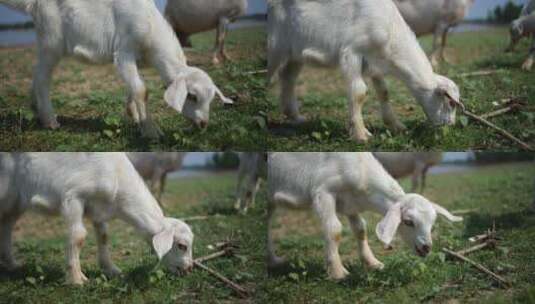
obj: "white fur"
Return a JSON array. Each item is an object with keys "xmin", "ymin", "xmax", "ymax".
[
  {"xmin": 127, "ymin": 152, "xmax": 187, "ymax": 204},
  {"xmin": 0, "ymin": 153, "xmax": 194, "ymax": 285},
  {"xmin": 234, "ymin": 152, "xmax": 267, "ymax": 214},
  {"xmin": 267, "ymin": 0, "xmax": 463, "ymax": 143},
  {"xmin": 394, "ymin": 0, "xmax": 474, "ymax": 66},
  {"xmin": 267, "ymin": 152, "xmax": 461, "ymax": 280},
  {"xmin": 165, "ymin": 0, "xmax": 247, "ymax": 64},
  {"xmin": 506, "ymin": 1, "xmax": 535, "ymax": 71},
  {"xmin": 0, "ymin": 0, "xmax": 233, "ymax": 138},
  {"xmin": 373, "ymin": 152, "xmax": 442, "ymax": 193}
]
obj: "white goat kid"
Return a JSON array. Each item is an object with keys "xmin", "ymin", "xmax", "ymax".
[
  {"xmin": 165, "ymin": 0, "xmax": 248, "ymax": 64},
  {"xmin": 0, "ymin": 0, "xmax": 233, "ymax": 138},
  {"xmin": 128, "ymin": 152, "xmax": 187, "ymax": 204},
  {"xmin": 373, "ymin": 152, "xmax": 442, "ymax": 193},
  {"xmin": 506, "ymin": 0, "xmax": 535, "ymax": 71},
  {"xmin": 267, "ymin": 152, "xmax": 462, "ymax": 280},
  {"xmin": 0, "ymin": 153, "xmax": 194, "ymax": 285},
  {"xmin": 267, "ymin": 0, "xmax": 463, "ymax": 142},
  {"xmin": 394, "ymin": 0, "xmax": 474, "ymax": 67},
  {"xmin": 234, "ymin": 152, "xmax": 267, "ymax": 214}
]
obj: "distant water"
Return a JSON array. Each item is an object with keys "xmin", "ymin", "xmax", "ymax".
[
  {"xmin": 0, "ymin": 19, "xmax": 264, "ymax": 47},
  {"xmin": 429, "ymin": 164, "xmax": 477, "ymax": 175}
]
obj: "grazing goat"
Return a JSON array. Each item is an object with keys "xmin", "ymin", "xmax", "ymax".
[
  {"xmin": 394, "ymin": 0, "xmax": 474, "ymax": 67},
  {"xmin": 373, "ymin": 152, "xmax": 442, "ymax": 193},
  {"xmin": 165, "ymin": 0, "xmax": 248, "ymax": 64},
  {"xmin": 128, "ymin": 152, "xmax": 187, "ymax": 204},
  {"xmin": 506, "ymin": 0, "xmax": 535, "ymax": 71},
  {"xmin": 0, "ymin": 153, "xmax": 194, "ymax": 285},
  {"xmin": 267, "ymin": 152, "xmax": 462, "ymax": 280},
  {"xmin": 234, "ymin": 152, "xmax": 267, "ymax": 214},
  {"xmin": 0, "ymin": 0, "xmax": 233, "ymax": 138},
  {"xmin": 267, "ymin": 0, "xmax": 463, "ymax": 142}
]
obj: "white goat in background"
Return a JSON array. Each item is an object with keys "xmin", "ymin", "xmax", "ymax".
[
  {"xmin": 506, "ymin": 0, "xmax": 535, "ymax": 71},
  {"xmin": 373, "ymin": 152, "xmax": 443, "ymax": 193},
  {"xmin": 234, "ymin": 152, "xmax": 267, "ymax": 214},
  {"xmin": 165, "ymin": 0, "xmax": 248, "ymax": 64},
  {"xmin": 394, "ymin": 0, "xmax": 475, "ymax": 67},
  {"xmin": 0, "ymin": 153, "xmax": 194, "ymax": 285},
  {"xmin": 267, "ymin": 152, "xmax": 462, "ymax": 280},
  {"xmin": 267, "ymin": 0, "xmax": 463, "ymax": 142},
  {"xmin": 127, "ymin": 152, "xmax": 187, "ymax": 205},
  {"xmin": 0, "ymin": 0, "xmax": 233, "ymax": 139}
]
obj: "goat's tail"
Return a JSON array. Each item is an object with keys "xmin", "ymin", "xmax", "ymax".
[{"xmin": 0, "ymin": 0, "xmax": 36, "ymax": 13}]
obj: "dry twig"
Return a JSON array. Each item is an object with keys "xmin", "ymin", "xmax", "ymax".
[
  {"xmin": 194, "ymin": 250, "xmax": 231, "ymax": 264},
  {"xmin": 194, "ymin": 261, "xmax": 249, "ymax": 298},
  {"xmin": 459, "ymin": 70, "xmax": 499, "ymax": 77},
  {"xmin": 442, "ymin": 248, "xmax": 510, "ymax": 288}
]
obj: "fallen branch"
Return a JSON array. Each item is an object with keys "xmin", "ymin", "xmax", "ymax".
[
  {"xmin": 181, "ymin": 215, "xmax": 222, "ymax": 222},
  {"xmin": 194, "ymin": 261, "xmax": 249, "ymax": 298},
  {"xmin": 244, "ymin": 69, "xmax": 267, "ymax": 75},
  {"xmin": 195, "ymin": 249, "xmax": 231, "ymax": 264},
  {"xmin": 462, "ymin": 109, "xmax": 534, "ymax": 151},
  {"xmin": 480, "ymin": 106, "xmax": 515, "ymax": 119},
  {"xmin": 459, "ymin": 70, "xmax": 499, "ymax": 77},
  {"xmin": 468, "ymin": 233, "xmax": 490, "ymax": 243},
  {"xmin": 442, "ymin": 248, "xmax": 510, "ymax": 288},
  {"xmin": 456, "ymin": 241, "xmax": 494, "ymax": 256}
]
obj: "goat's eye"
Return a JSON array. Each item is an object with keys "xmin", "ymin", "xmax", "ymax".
[
  {"xmin": 176, "ymin": 243, "xmax": 188, "ymax": 251},
  {"xmin": 403, "ymin": 219, "xmax": 415, "ymax": 227}
]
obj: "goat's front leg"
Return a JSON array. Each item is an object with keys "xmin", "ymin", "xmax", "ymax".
[
  {"xmin": 411, "ymin": 161, "xmax": 427, "ymax": 193},
  {"xmin": 279, "ymin": 62, "xmax": 306, "ymax": 124},
  {"xmin": 115, "ymin": 52, "xmax": 162, "ymax": 139},
  {"xmin": 371, "ymin": 76, "xmax": 406, "ymax": 133},
  {"xmin": 347, "ymin": 215, "xmax": 384, "ymax": 270},
  {"xmin": 234, "ymin": 169, "xmax": 246, "ymax": 211},
  {"xmin": 32, "ymin": 51, "xmax": 60, "ymax": 129},
  {"xmin": 62, "ymin": 197, "xmax": 88, "ymax": 285},
  {"xmin": 522, "ymin": 35, "xmax": 535, "ymax": 71},
  {"xmin": 93, "ymin": 222, "xmax": 122, "ymax": 278},
  {"xmin": 0, "ymin": 215, "xmax": 21, "ymax": 270},
  {"xmin": 213, "ymin": 17, "xmax": 230, "ymax": 64},
  {"xmin": 313, "ymin": 191, "xmax": 349, "ymax": 280}
]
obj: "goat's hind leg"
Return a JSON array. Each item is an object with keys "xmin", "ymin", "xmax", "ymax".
[
  {"xmin": 279, "ymin": 62, "xmax": 306, "ymax": 124},
  {"xmin": 213, "ymin": 17, "xmax": 230, "ymax": 64}
]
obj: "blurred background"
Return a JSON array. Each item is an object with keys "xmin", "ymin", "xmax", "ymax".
[{"xmin": 0, "ymin": 0, "xmax": 268, "ymax": 47}]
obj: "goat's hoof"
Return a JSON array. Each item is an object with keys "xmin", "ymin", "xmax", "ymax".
[
  {"xmin": 365, "ymin": 260, "xmax": 384, "ymax": 271},
  {"xmin": 267, "ymin": 256, "xmax": 287, "ymax": 269},
  {"xmin": 350, "ymin": 131, "xmax": 372, "ymax": 143},
  {"xmin": 1, "ymin": 260, "xmax": 22, "ymax": 271},
  {"xmin": 328, "ymin": 265, "xmax": 349, "ymax": 281},
  {"xmin": 140, "ymin": 124, "xmax": 163, "ymax": 139},
  {"xmin": 66, "ymin": 273, "xmax": 88, "ymax": 285},
  {"xmin": 386, "ymin": 121, "xmax": 407, "ymax": 133},
  {"xmin": 521, "ymin": 59, "xmax": 533, "ymax": 71},
  {"xmin": 103, "ymin": 265, "xmax": 122, "ymax": 277},
  {"xmin": 212, "ymin": 57, "xmax": 221, "ymax": 65},
  {"xmin": 43, "ymin": 119, "xmax": 60, "ymax": 129},
  {"xmin": 288, "ymin": 115, "xmax": 307, "ymax": 125}
]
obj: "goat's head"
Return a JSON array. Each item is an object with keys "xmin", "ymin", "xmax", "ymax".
[
  {"xmin": 376, "ymin": 194, "xmax": 462, "ymax": 257},
  {"xmin": 152, "ymin": 218, "xmax": 194, "ymax": 274},
  {"xmin": 421, "ymin": 75, "xmax": 463, "ymax": 126},
  {"xmin": 164, "ymin": 66, "xmax": 233, "ymax": 129}
]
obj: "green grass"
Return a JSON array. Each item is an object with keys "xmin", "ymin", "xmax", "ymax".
[
  {"xmin": 0, "ymin": 172, "xmax": 267, "ymax": 303},
  {"xmin": 260, "ymin": 162, "xmax": 535, "ymax": 303},
  {"xmin": 267, "ymin": 28, "xmax": 535, "ymax": 151},
  {"xmin": 0, "ymin": 27, "xmax": 267, "ymax": 151}
]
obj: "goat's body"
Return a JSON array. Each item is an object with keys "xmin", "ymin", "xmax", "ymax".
[
  {"xmin": 268, "ymin": 0, "xmax": 460, "ymax": 143},
  {"xmin": 507, "ymin": 1, "xmax": 535, "ymax": 71},
  {"xmin": 0, "ymin": 153, "xmax": 186, "ymax": 285},
  {"xmin": 127, "ymin": 152, "xmax": 187, "ymax": 204},
  {"xmin": 165, "ymin": 0, "xmax": 247, "ymax": 64},
  {"xmin": 373, "ymin": 152, "xmax": 442, "ymax": 192}
]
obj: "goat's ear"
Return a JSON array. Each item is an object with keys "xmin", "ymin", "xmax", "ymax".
[
  {"xmin": 214, "ymin": 85, "xmax": 234, "ymax": 105},
  {"xmin": 152, "ymin": 228, "xmax": 174, "ymax": 260},
  {"xmin": 431, "ymin": 202, "xmax": 463, "ymax": 222},
  {"xmin": 164, "ymin": 76, "xmax": 188, "ymax": 112},
  {"xmin": 376, "ymin": 202, "xmax": 402, "ymax": 245}
]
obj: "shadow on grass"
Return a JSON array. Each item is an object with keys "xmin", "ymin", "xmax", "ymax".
[{"xmin": 0, "ymin": 262, "xmax": 64, "ymax": 285}]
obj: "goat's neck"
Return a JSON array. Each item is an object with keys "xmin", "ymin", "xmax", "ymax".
[
  {"xmin": 150, "ymin": 44, "xmax": 188, "ymax": 86},
  {"xmin": 368, "ymin": 179, "xmax": 406, "ymax": 215},
  {"xmin": 119, "ymin": 196, "xmax": 167, "ymax": 239}
]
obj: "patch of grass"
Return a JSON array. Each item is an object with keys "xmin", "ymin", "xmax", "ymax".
[
  {"xmin": 0, "ymin": 172, "xmax": 267, "ymax": 303},
  {"xmin": 260, "ymin": 163, "xmax": 535, "ymax": 303},
  {"xmin": 267, "ymin": 28, "xmax": 535, "ymax": 151},
  {"xmin": 0, "ymin": 27, "xmax": 267, "ymax": 151}
]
